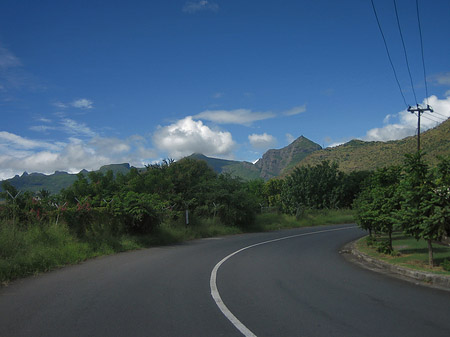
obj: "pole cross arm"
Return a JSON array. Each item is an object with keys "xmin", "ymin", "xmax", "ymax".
[{"xmin": 407, "ymin": 105, "xmax": 433, "ymax": 113}]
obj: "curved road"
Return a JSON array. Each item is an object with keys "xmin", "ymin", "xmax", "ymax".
[{"xmin": 1, "ymin": 224, "xmax": 449, "ymax": 336}]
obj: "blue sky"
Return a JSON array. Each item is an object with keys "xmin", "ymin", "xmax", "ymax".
[{"xmin": 0, "ymin": 0, "xmax": 449, "ymax": 179}]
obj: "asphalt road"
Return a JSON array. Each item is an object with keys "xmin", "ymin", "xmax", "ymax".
[{"xmin": 1, "ymin": 224, "xmax": 449, "ymax": 337}]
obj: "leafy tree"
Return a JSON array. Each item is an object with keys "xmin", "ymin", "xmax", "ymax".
[
  {"xmin": 281, "ymin": 161, "xmax": 345, "ymax": 213},
  {"xmin": 113, "ymin": 191, "xmax": 166, "ymax": 233},
  {"xmin": 354, "ymin": 167, "xmax": 401, "ymax": 251},
  {"xmin": 432, "ymin": 157, "xmax": 450, "ymax": 237},
  {"xmin": 397, "ymin": 153, "xmax": 447, "ymax": 266},
  {"xmin": 264, "ymin": 178, "xmax": 283, "ymax": 211},
  {"xmin": 339, "ymin": 170, "xmax": 372, "ymax": 209}
]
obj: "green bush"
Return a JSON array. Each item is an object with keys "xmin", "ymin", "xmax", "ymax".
[
  {"xmin": 442, "ymin": 259, "xmax": 450, "ymax": 271},
  {"xmin": 376, "ymin": 240, "xmax": 394, "ymax": 255},
  {"xmin": 365, "ymin": 235, "xmax": 376, "ymax": 247}
]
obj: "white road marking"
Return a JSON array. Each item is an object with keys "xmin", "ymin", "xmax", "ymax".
[{"xmin": 210, "ymin": 226, "xmax": 357, "ymax": 337}]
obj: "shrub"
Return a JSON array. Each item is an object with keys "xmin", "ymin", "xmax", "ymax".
[
  {"xmin": 376, "ymin": 240, "xmax": 394, "ymax": 255},
  {"xmin": 442, "ymin": 259, "xmax": 450, "ymax": 272}
]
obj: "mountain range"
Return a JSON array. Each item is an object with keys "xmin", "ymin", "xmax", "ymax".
[{"xmin": 1, "ymin": 118, "xmax": 449, "ymax": 194}]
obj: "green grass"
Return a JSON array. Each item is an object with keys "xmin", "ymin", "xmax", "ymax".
[
  {"xmin": 0, "ymin": 219, "xmax": 244, "ymax": 284},
  {"xmin": 356, "ymin": 232, "xmax": 450, "ymax": 275},
  {"xmin": 253, "ymin": 209, "xmax": 355, "ymax": 231},
  {"xmin": 0, "ymin": 222, "xmax": 153, "ymax": 284},
  {"xmin": 0, "ymin": 209, "xmax": 354, "ymax": 284}
]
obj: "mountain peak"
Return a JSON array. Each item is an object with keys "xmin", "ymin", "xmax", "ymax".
[{"xmin": 255, "ymin": 136, "xmax": 322, "ymax": 179}]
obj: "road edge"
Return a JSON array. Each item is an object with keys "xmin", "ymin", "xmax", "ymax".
[{"xmin": 341, "ymin": 238, "xmax": 450, "ymax": 292}]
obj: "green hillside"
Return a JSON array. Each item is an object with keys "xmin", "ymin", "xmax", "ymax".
[
  {"xmin": 0, "ymin": 163, "xmax": 132, "ymax": 195},
  {"xmin": 187, "ymin": 136, "xmax": 323, "ymax": 181},
  {"xmin": 255, "ymin": 136, "xmax": 322, "ymax": 179},
  {"xmin": 187, "ymin": 153, "xmax": 261, "ymax": 180},
  {"xmin": 292, "ymin": 118, "xmax": 450, "ymax": 173}
]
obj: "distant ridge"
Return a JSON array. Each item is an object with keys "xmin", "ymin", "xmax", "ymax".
[
  {"xmin": 187, "ymin": 136, "xmax": 323, "ymax": 180},
  {"xmin": 0, "ymin": 163, "xmax": 133, "ymax": 194},
  {"xmin": 289, "ymin": 118, "xmax": 450, "ymax": 173},
  {"xmin": 2, "ymin": 120, "xmax": 449, "ymax": 194},
  {"xmin": 186, "ymin": 153, "xmax": 261, "ymax": 180}
]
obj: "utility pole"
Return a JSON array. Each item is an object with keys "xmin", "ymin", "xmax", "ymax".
[{"xmin": 408, "ymin": 104, "xmax": 433, "ymax": 152}]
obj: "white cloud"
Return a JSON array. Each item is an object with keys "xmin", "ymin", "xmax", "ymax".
[
  {"xmin": 430, "ymin": 72, "xmax": 450, "ymax": 86},
  {"xmin": 29, "ymin": 125, "xmax": 57, "ymax": 133},
  {"xmin": 52, "ymin": 101, "xmax": 68, "ymax": 109},
  {"xmin": 61, "ymin": 118, "xmax": 97, "ymax": 137},
  {"xmin": 0, "ymin": 131, "xmax": 62, "ymax": 151},
  {"xmin": 194, "ymin": 108, "xmax": 275, "ymax": 125},
  {"xmin": 0, "ymin": 46, "xmax": 21, "ymax": 69},
  {"xmin": 445, "ymin": 90, "xmax": 450, "ymax": 97},
  {"xmin": 89, "ymin": 137, "xmax": 131, "ymax": 154},
  {"xmin": 286, "ymin": 133, "xmax": 295, "ymax": 144},
  {"xmin": 327, "ymin": 142, "xmax": 345, "ymax": 148},
  {"xmin": 213, "ymin": 92, "xmax": 224, "ymax": 99},
  {"xmin": 183, "ymin": 1, "xmax": 219, "ymax": 13},
  {"xmin": 282, "ymin": 105, "xmax": 306, "ymax": 116},
  {"xmin": 364, "ymin": 95, "xmax": 450, "ymax": 142},
  {"xmin": 248, "ymin": 133, "xmax": 277, "ymax": 150},
  {"xmin": 52, "ymin": 98, "xmax": 93, "ymax": 109},
  {"xmin": 71, "ymin": 98, "xmax": 93, "ymax": 109},
  {"xmin": 153, "ymin": 116, "xmax": 235, "ymax": 159},
  {"xmin": 0, "ymin": 129, "xmax": 157, "ymax": 180}
]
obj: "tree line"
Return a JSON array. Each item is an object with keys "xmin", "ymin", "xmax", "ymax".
[
  {"xmin": 0, "ymin": 158, "xmax": 371, "ymax": 240},
  {"xmin": 353, "ymin": 152, "xmax": 450, "ymax": 266}
]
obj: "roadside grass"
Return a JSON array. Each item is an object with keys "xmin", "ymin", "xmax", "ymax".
[
  {"xmin": 253, "ymin": 209, "xmax": 355, "ymax": 231},
  {"xmin": 356, "ymin": 232, "xmax": 450, "ymax": 276},
  {"xmin": 0, "ymin": 209, "xmax": 354, "ymax": 284}
]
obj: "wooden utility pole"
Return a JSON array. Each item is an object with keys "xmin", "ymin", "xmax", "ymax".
[{"xmin": 408, "ymin": 104, "xmax": 433, "ymax": 151}]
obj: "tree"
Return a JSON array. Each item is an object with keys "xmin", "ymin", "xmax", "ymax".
[
  {"xmin": 281, "ymin": 161, "xmax": 345, "ymax": 213},
  {"xmin": 354, "ymin": 167, "xmax": 401, "ymax": 251},
  {"xmin": 397, "ymin": 153, "xmax": 447, "ymax": 266}
]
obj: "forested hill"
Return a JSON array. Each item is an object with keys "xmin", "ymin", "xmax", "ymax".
[
  {"xmin": 186, "ymin": 153, "xmax": 261, "ymax": 180},
  {"xmin": 2, "ymin": 120, "xmax": 449, "ymax": 194},
  {"xmin": 0, "ymin": 163, "xmax": 133, "ymax": 195},
  {"xmin": 289, "ymin": 118, "xmax": 450, "ymax": 173}
]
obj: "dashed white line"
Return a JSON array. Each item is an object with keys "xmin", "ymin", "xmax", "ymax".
[{"xmin": 210, "ymin": 226, "xmax": 356, "ymax": 337}]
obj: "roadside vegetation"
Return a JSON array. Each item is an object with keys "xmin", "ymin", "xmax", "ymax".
[
  {"xmin": 356, "ymin": 233, "xmax": 450, "ymax": 275},
  {"xmin": 353, "ymin": 152, "xmax": 450, "ymax": 270},
  {"xmin": 1, "ymin": 158, "xmax": 365, "ymax": 284}
]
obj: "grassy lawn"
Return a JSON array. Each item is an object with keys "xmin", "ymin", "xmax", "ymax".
[{"xmin": 356, "ymin": 232, "xmax": 450, "ymax": 276}]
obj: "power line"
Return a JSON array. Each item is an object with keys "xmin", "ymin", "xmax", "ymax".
[
  {"xmin": 422, "ymin": 116, "xmax": 441, "ymax": 125},
  {"xmin": 393, "ymin": 0, "xmax": 418, "ymax": 105},
  {"xmin": 416, "ymin": 0, "xmax": 430, "ymax": 105},
  {"xmin": 371, "ymin": 0, "xmax": 409, "ymax": 108},
  {"xmin": 432, "ymin": 111, "xmax": 449, "ymax": 119},
  {"xmin": 421, "ymin": 114, "xmax": 443, "ymax": 124}
]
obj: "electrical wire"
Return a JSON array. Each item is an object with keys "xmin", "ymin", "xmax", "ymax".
[
  {"xmin": 371, "ymin": 0, "xmax": 409, "ymax": 108},
  {"xmin": 421, "ymin": 114, "xmax": 441, "ymax": 124},
  {"xmin": 416, "ymin": 0, "xmax": 430, "ymax": 105},
  {"xmin": 432, "ymin": 111, "xmax": 449, "ymax": 119},
  {"xmin": 424, "ymin": 112, "xmax": 444, "ymax": 121},
  {"xmin": 393, "ymin": 0, "xmax": 418, "ymax": 105}
]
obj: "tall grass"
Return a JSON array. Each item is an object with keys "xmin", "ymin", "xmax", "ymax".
[
  {"xmin": 0, "ymin": 223, "xmax": 92, "ymax": 283},
  {"xmin": 254, "ymin": 209, "xmax": 355, "ymax": 231},
  {"xmin": 1, "ymin": 209, "xmax": 354, "ymax": 284},
  {"xmin": 0, "ymin": 222, "xmax": 147, "ymax": 284}
]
